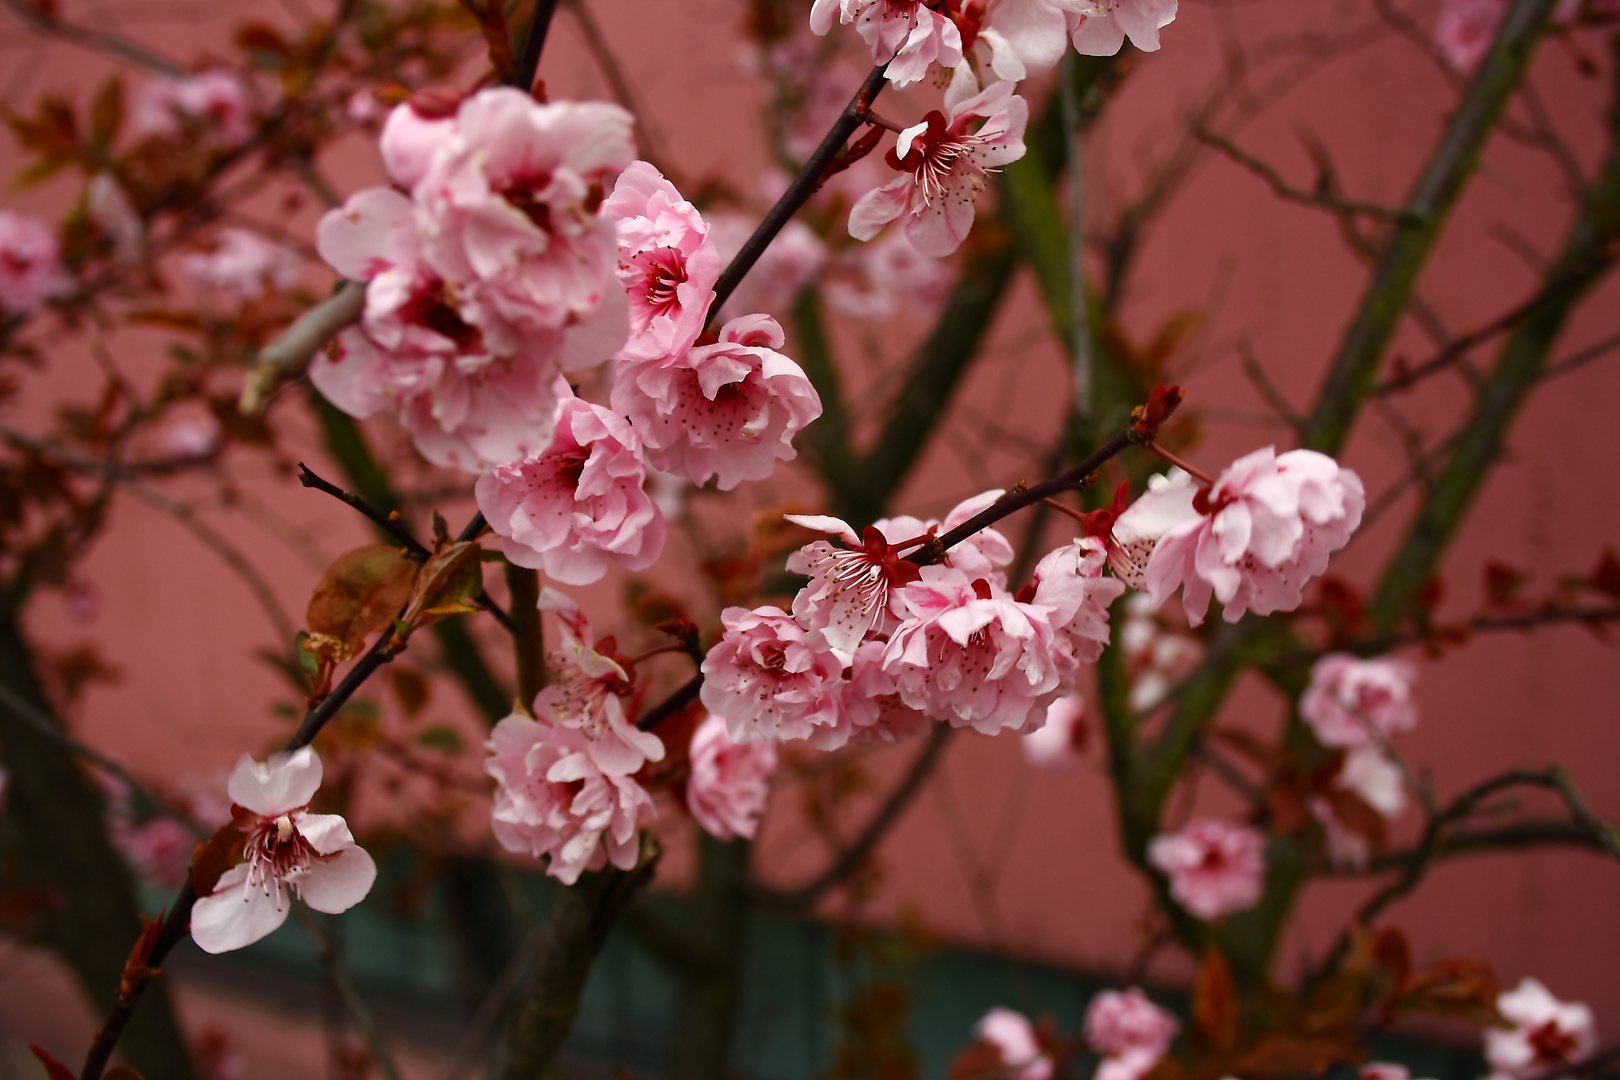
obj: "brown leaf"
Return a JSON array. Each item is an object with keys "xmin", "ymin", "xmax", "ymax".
[
  {"xmin": 948, "ymin": 1042, "xmax": 1007, "ymax": 1080},
  {"xmin": 1230, "ymin": 1033, "xmax": 1354, "ymax": 1078},
  {"xmin": 89, "ymin": 75, "xmax": 123, "ymax": 145},
  {"xmin": 1483, "ymin": 561, "xmax": 1527, "ymax": 607},
  {"xmin": 307, "ymin": 544, "xmax": 417, "ymax": 647},
  {"xmin": 118, "ymin": 913, "xmax": 164, "ymax": 998},
  {"xmin": 1371, "ymin": 926, "xmax": 1411, "ymax": 988},
  {"xmin": 389, "ymin": 667, "xmax": 430, "ymax": 717},
  {"xmin": 1193, "ymin": 947, "xmax": 1240, "ymax": 1054},
  {"xmin": 28, "ymin": 1045, "xmax": 76, "ymax": 1080},
  {"xmin": 189, "ymin": 817, "xmax": 245, "ymax": 898},
  {"xmin": 1396, "ymin": 957, "xmax": 1502, "ymax": 1025},
  {"xmin": 399, "ymin": 541, "xmax": 483, "ymax": 634}
]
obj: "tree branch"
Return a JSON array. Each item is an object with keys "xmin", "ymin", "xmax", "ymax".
[{"xmin": 1196, "ymin": 127, "xmax": 1413, "ymax": 221}]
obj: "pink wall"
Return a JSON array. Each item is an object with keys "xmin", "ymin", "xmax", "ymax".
[{"xmin": 5, "ymin": 0, "xmax": 1619, "ymax": 1040}]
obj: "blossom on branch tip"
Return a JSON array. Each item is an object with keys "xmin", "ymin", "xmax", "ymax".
[
  {"xmin": 848, "ymin": 80, "xmax": 1028, "ymax": 257},
  {"xmin": 1143, "ymin": 447, "xmax": 1364, "ymax": 627},
  {"xmin": 190, "ymin": 749, "xmax": 377, "ymax": 954},
  {"xmin": 612, "ymin": 314, "xmax": 822, "ymax": 490},
  {"xmin": 809, "ymin": 0, "xmax": 964, "ymax": 87},
  {"xmin": 475, "ymin": 391, "xmax": 665, "ymax": 585},
  {"xmin": 605, "ymin": 161, "xmax": 722, "ymax": 363},
  {"xmin": 881, "ymin": 567, "xmax": 1063, "ymax": 735},
  {"xmin": 0, "ymin": 212, "xmax": 68, "ymax": 314},
  {"xmin": 686, "ymin": 713, "xmax": 777, "ymax": 840},
  {"xmin": 1486, "ymin": 978, "xmax": 1597, "ymax": 1080},
  {"xmin": 786, "ymin": 514, "xmax": 923, "ymax": 653},
  {"xmin": 1085, "ymin": 986, "xmax": 1179, "ymax": 1080},
  {"xmin": 1301, "ymin": 653, "xmax": 1418, "ymax": 750},
  {"xmin": 486, "ymin": 707, "xmax": 655, "ymax": 885},
  {"xmin": 1146, "ymin": 818, "xmax": 1265, "ymax": 920},
  {"xmin": 973, "ymin": 1007, "xmax": 1054, "ymax": 1080},
  {"xmin": 700, "ymin": 606, "xmax": 846, "ymax": 744}
]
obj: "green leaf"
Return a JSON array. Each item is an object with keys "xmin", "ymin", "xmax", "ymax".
[{"xmin": 417, "ymin": 725, "xmax": 464, "ymax": 753}]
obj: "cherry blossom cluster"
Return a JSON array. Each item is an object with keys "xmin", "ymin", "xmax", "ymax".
[
  {"xmin": 1486, "ymin": 977, "xmax": 1597, "ymax": 1080},
  {"xmin": 313, "ymin": 88, "xmax": 821, "ymax": 588},
  {"xmin": 1084, "ymin": 986, "xmax": 1180, "ymax": 1080},
  {"xmin": 806, "ymin": 0, "xmax": 1178, "ymax": 257}
]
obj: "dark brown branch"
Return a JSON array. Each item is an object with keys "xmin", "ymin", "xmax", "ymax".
[
  {"xmin": 1273, "ymin": 604, "xmax": 1620, "ymax": 667},
  {"xmin": 708, "ymin": 65, "xmax": 889, "ymax": 318},
  {"xmin": 510, "ymin": 0, "xmax": 560, "ymax": 93},
  {"xmin": 1196, "ymin": 127, "xmax": 1414, "ymax": 221},
  {"xmin": 636, "ymin": 673, "xmax": 703, "ymax": 732}
]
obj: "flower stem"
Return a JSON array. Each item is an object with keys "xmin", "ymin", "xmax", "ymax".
[{"xmin": 1144, "ymin": 441, "xmax": 1216, "ymax": 486}]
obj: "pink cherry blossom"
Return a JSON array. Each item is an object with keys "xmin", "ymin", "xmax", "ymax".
[
  {"xmin": 1338, "ymin": 745, "xmax": 1408, "ymax": 819},
  {"xmin": 1108, "ymin": 469, "xmax": 1200, "ymax": 589},
  {"xmin": 406, "ymin": 90, "xmax": 634, "ymax": 342},
  {"xmin": 1069, "ymin": 0, "xmax": 1179, "ymax": 56},
  {"xmin": 1301, "ymin": 653, "xmax": 1418, "ymax": 750},
  {"xmin": 709, "ymin": 212, "xmax": 827, "ymax": 324},
  {"xmin": 973, "ymin": 1007, "xmax": 1053, "ymax": 1080},
  {"xmin": 190, "ymin": 748, "xmax": 377, "ymax": 954},
  {"xmin": 1146, "ymin": 818, "xmax": 1266, "ymax": 920},
  {"xmin": 1310, "ymin": 795, "xmax": 1371, "ymax": 871},
  {"xmin": 612, "ymin": 313, "xmax": 822, "ymax": 490},
  {"xmin": 131, "ymin": 70, "xmax": 256, "ymax": 145},
  {"xmin": 183, "ymin": 228, "xmax": 300, "ymax": 304},
  {"xmin": 849, "ymin": 80, "xmax": 1028, "ymax": 257},
  {"xmin": 786, "ymin": 514, "xmax": 926, "ymax": 653},
  {"xmin": 475, "ymin": 392, "xmax": 665, "ymax": 585},
  {"xmin": 1031, "ymin": 536, "xmax": 1127, "ymax": 668},
  {"xmin": 0, "ymin": 212, "xmax": 68, "ymax": 314},
  {"xmin": 700, "ymin": 606, "xmax": 846, "ymax": 744},
  {"xmin": 1435, "ymin": 0, "xmax": 1577, "ymax": 72},
  {"xmin": 827, "ymin": 639, "xmax": 936, "ymax": 749},
  {"xmin": 1023, "ymin": 693, "xmax": 1087, "ymax": 770},
  {"xmin": 882, "ymin": 567, "xmax": 1064, "ymax": 734},
  {"xmin": 1486, "ymin": 978, "xmax": 1597, "ymax": 1080},
  {"xmin": 313, "ymin": 187, "xmax": 581, "ymax": 470},
  {"xmin": 809, "ymin": 0, "xmax": 964, "ymax": 87},
  {"xmin": 486, "ymin": 707, "xmax": 655, "ymax": 884},
  {"xmin": 980, "ymin": 0, "xmax": 1071, "ymax": 77},
  {"xmin": 686, "ymin": 713, "xmax": 778, "ymax": 841},
  {"xmin": 872, "ymin": 489, "xmax": 1016, "ymax": 587},
  {"xmin": 1144, "ymin": 447, "xmax": 1365, "ymax": 627},
  {"xmin": 525, "ymin": 588, "xmax": 666, "ymax": 776},
  {"xmin": 1085, "ymin": 986, "xmax": 1179, "ymax": 1080},
  {"xmin": 604, "ymin": 161, "xmax": 722, "ymax": 363}
]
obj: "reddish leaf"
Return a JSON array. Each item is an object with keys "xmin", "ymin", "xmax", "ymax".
[
  {"xmin": 307, "ymin": 544, "xmax": 417, "ymax": 647},
  {"xmin": 1132, "ymin": 384, "xmax": 1186, "ymax": 440},
  {"xmin": 190, "ymin": 818, "xmax": 245, "ymax": 898},
  {"xmin": 28, "ymin": 1045, "xmax": 76, "ymax": 1080},
  {"xmin": 1371, "ymin": 926, "xmax": 1412, "ymax": 988},
  {"xmin": 1483, "ymin": 561, "xmax": 1528, "ymax": 606},
  {"xmin": 118, "ymin": 912, "xmax": 164, "ymax": 998},
  {"xmin": 1589, "ymin": 548, "xmax": 1620, "ymax": 600},
  {"xmin": 1193, "ymin": 947, "xmax": 1240, "ymax": 1054},
  {"xmin": 389, "ymin": 667, "xmax": 430, "ymax": 718},
  {"xmin": 948, "ymin": 1042, "xmax": 1006, "ymax": 1080},
  {"xmin": 1396, "ymin": 957, "xmax": 1502, "ymax": 1025},
  {"xmin": 1231, "ymin": 1033, "xmax": 1354, "ymax": 1078},
  {"xmin": 399, "ymin": 541, "xmax": 483, "ymax": 632}
]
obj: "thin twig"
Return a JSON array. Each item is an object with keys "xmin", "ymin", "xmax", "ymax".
[
  {"xmin": 239, "ymin": 281, "xmax": 366, "ymax": 414},
  {"xmin": 299, "ymin": 463, "xmax": 431, "ymax": 560},
  {"xmin": 1196, "ymin": 126, "xmax": 1414, "ymax": 221},
  {"xmin": 292, "ymin": 907, "xmax": 405, "ymax": 1080}
]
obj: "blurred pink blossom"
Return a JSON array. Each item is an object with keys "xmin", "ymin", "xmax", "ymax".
[
  {"xmin": 612, "ymin": 313, "xmax": 822, "ymax": 490},
  {"xmin": 701, "ymin": 606, "xmax": 846, "ymax": 744},
  {"xmin": 1022, "ymin": 692, "xmax": 1087, "ymax": 770},
  {"xmin": 1085, "ymin": 986, "xmax": 1179, "ymax": 1080},
  {"xmin": 1435, "ymin": 0, "xmax": 1579, "ymax": 72},
  {"xmin": 882, "ymin": 567, "xmax": 1063, "ymax": 734},
  {"xmin": 485, "ymin": 707, "xmax": 655, "ymax": 884},
  {"xmin": 973, "ymin": 1007, "xmax": 1053, "ymax": 1080},
  {"xmin": 191, "ymin": 748, "xmax": 377, "ymax": 954},
  {"xmin": 0, "ymin": 211, "xmax": 68, "ymax": 314},
  {"xmin": 87, "ymin": 174, "xmax": 143, "ymax": 263},
  {"xmin": 183, "ymin": 228, "xmax": 300, "ymax": 304},
  {"xmin": 1301, "ymin": 653, "xmax": 1418, "ymax": 750},
  {"xmin": 605, "ymin": 161, "xmax": 722, "ymax": 363},
  {"xmin": 1147, "ymin": 818, "xmax": 1266, "ymax": 920},
  {"xmin": 476, "ymin": 392, "xmax": 665, "ymax": 585},
  {"xmin": 823, "ymin": 228, "xmax": 956, "ymax": 319},
  {"xmin": 110, "ymin": 815, "xmax": 195, "ymax": 888},
  {"xmin": 1361, "ymin": 1064, "xmax": 1413, "ymax": 1080},
  {"xmin": 809, "ymin": 0, "xmax": 964, "ymax": 87},
  {"xmin": 131, "ymin": 70, "xmax": 256, "ymax": 145},
  {"xmin": 1486, "ymin": 978, "xmax": 1597, "ymax": 1080},
  {"xmin": 709, "ymin": 212, "xmax": 826, "ymax": 324},
  {"xmin": 1338, "ymin": 745, "xmax": 1408, "ymax": 819},
  {"xmin": 686, "ymin": 713, "xmax": 777, "ymax": 840},
  {"xmin": 1144, "ymin": 447, "xmax": 1364, "ymax": 627},
  {"xmin": 849, "ymin": 80, "xmax": 1028, "ymax": 257}
]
